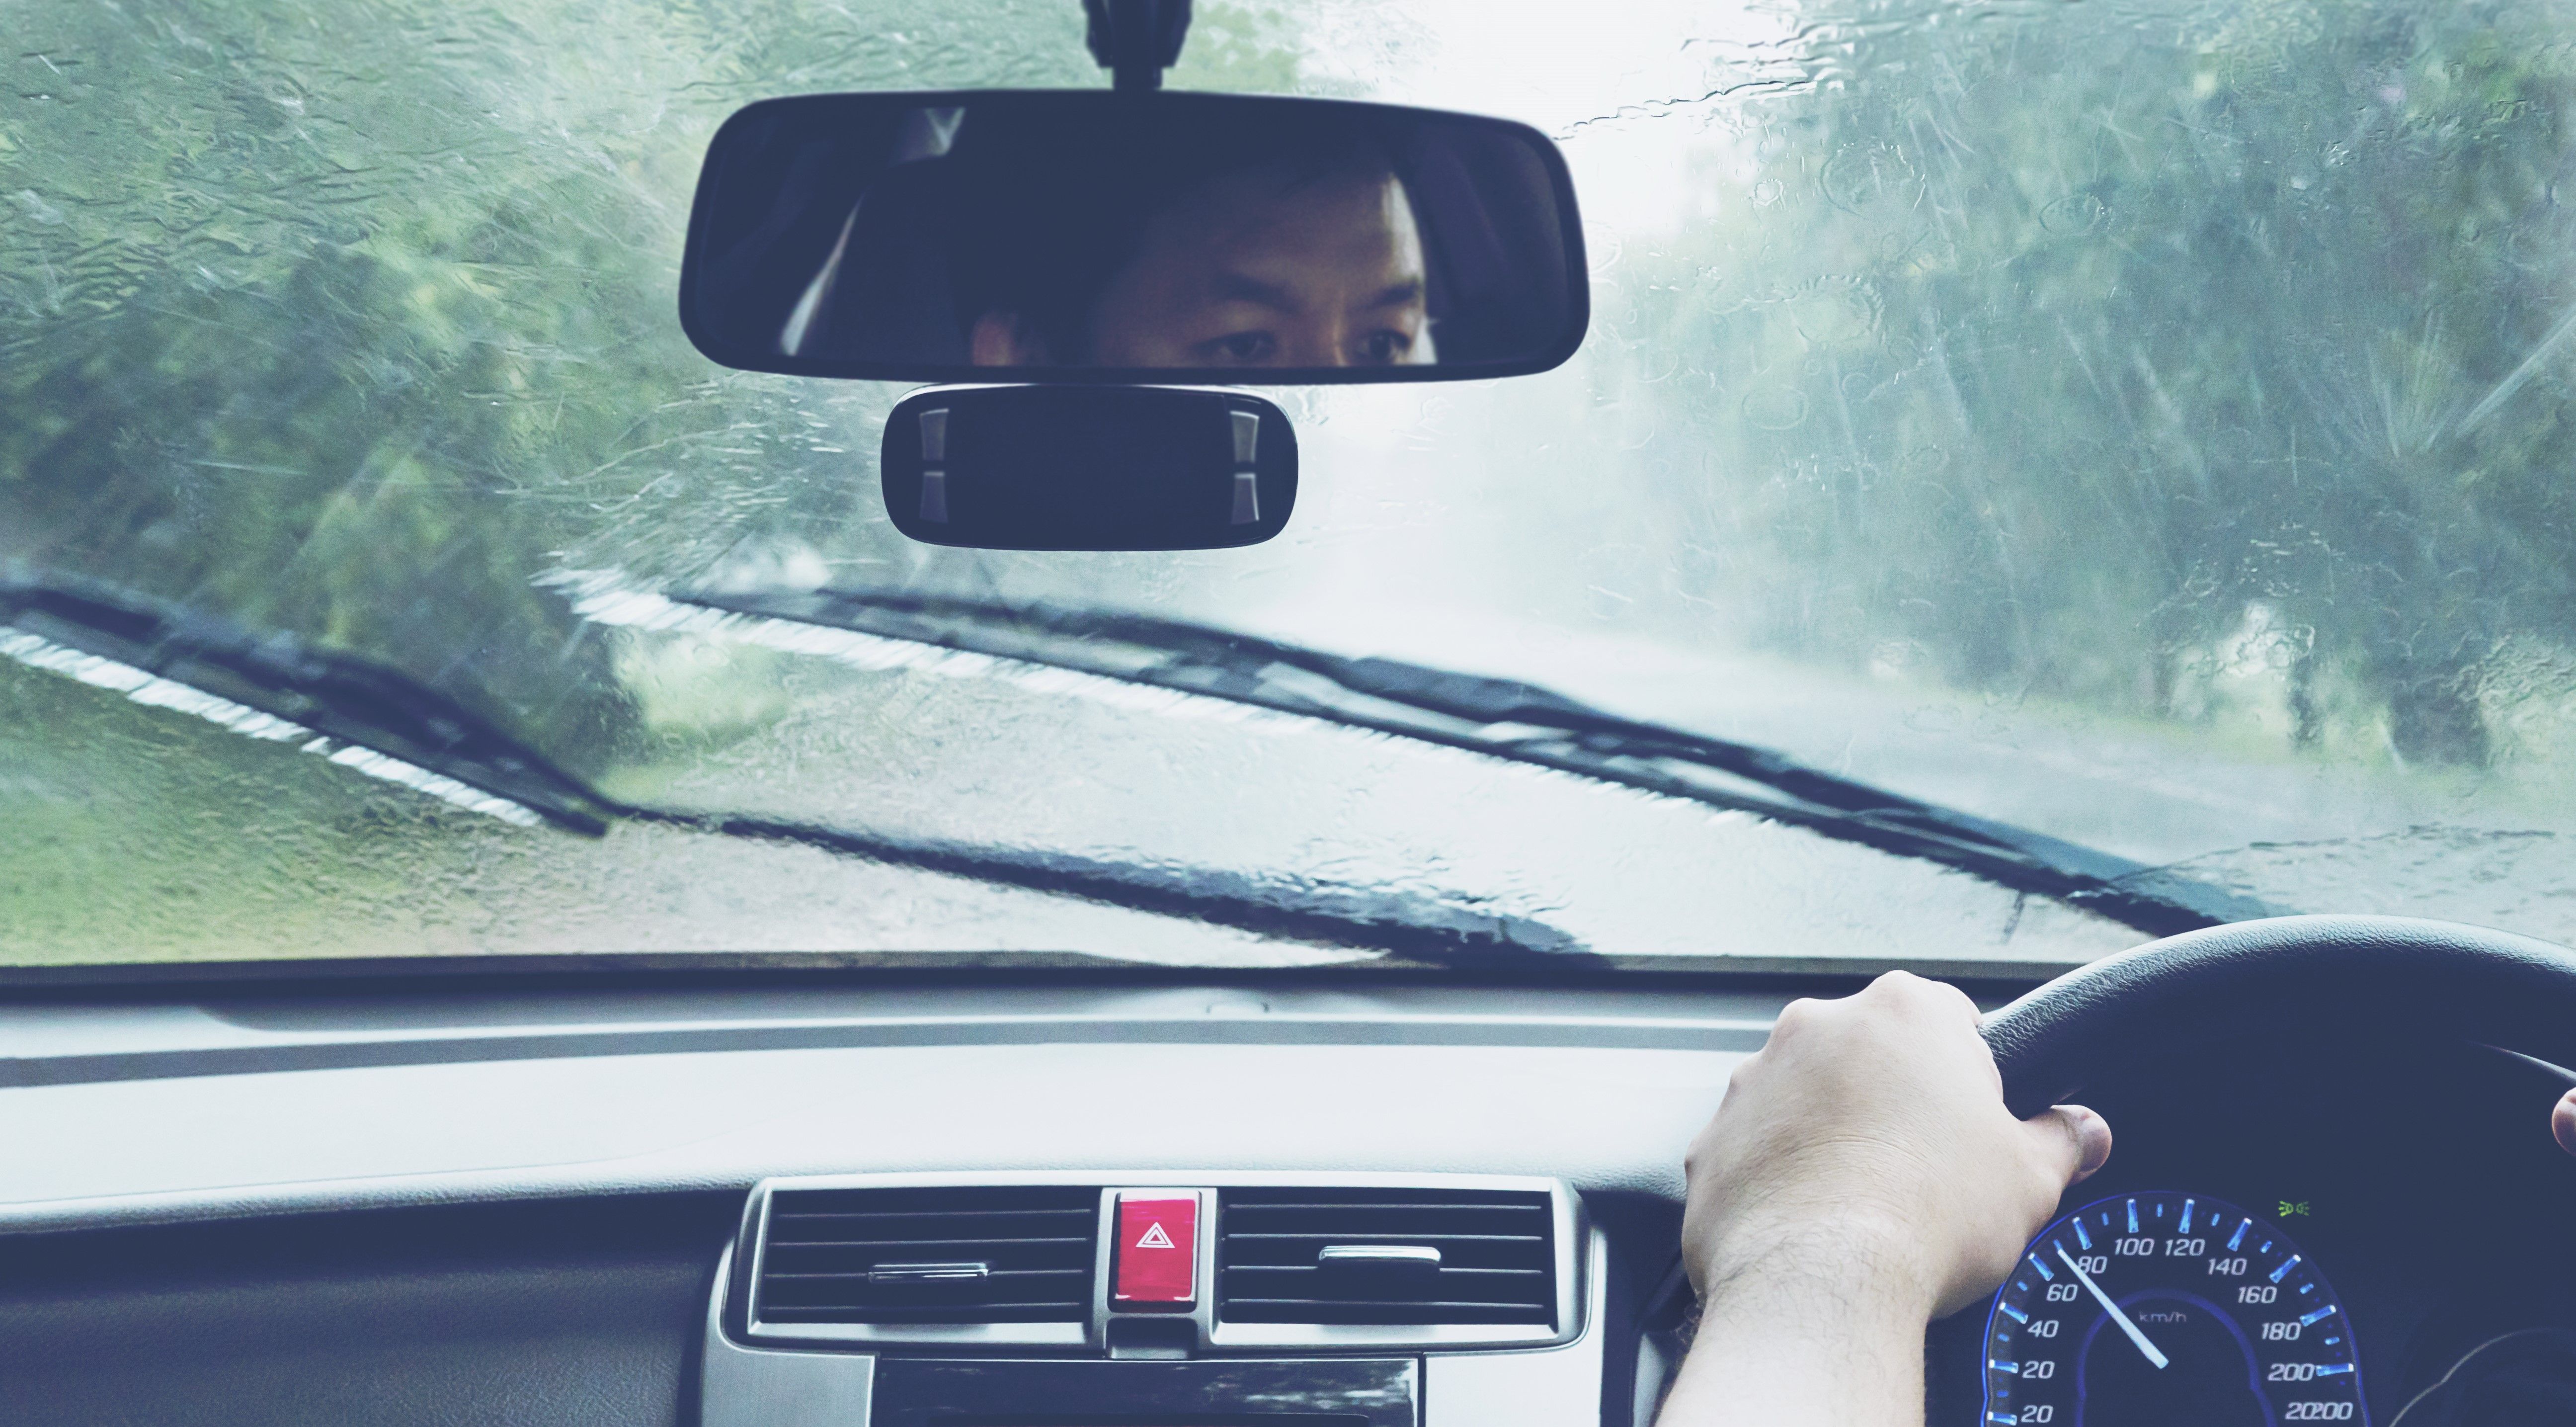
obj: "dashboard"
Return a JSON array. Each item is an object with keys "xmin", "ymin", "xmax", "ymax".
[{"xmin": 1, "ymin": 965, "xmax": 2572, "ymax": 1426}]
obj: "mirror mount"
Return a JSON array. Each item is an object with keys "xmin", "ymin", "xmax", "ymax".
[{"xmin": 1083, "ymin": 0, "xmax": 1193, "ymax": 93}]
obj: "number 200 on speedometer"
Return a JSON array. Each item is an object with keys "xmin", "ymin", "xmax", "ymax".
[{"xmin": 1982, "ymin": 1191, "xmax": 2367, "ymax": 1427}]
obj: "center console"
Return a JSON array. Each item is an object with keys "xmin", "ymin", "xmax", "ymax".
[{"xmin": 700, "ymin": 1172, "xmax": 1610, "ymax": 1426}]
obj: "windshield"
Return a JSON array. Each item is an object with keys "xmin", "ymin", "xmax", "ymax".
[{"xmin": 8, "ymin": 0, "xmax": 2575, "ymax": 972}]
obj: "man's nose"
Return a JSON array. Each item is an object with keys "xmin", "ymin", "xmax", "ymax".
[{"xmin": 1290, "ymin": 320, "xmax": 1354, "ymax": 367}]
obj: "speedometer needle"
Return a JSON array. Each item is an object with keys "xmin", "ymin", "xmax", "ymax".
[{"xmin": 2056, "ymin": 1247, "xmax": 2169, "ymax": 1369}]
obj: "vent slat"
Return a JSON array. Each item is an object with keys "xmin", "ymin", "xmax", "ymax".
[
  {"xmin": 1223, "ymin": 1203, "xmax": 1544, "ymax": 1213},
  {"xmin": 764, "ymin": 1268, "xmax": 1090, "ymax": 1282},
  {"xmin": 1216, "ymin": 1188, "xmax": 1554, "ymax": 1328},
  {"xmin": 1226, "ymin": 1298, "xmax": 1549, "ymax": 1310},
  {"xmin": 1225, "ymin": 1265, "xmax": 1545, "ymax": 1281},
  {"xmin": 1219, "ymin": 1301, "xmax": 1552, "ymax": 1325},
  {"xmin": 1215, "ymin": 1226, "xmax": 1535, "ymax": 1236},
  {"xmin": 761, "ymin": 1302, "xmax": 1092, "ymax": 1317},
  {"xmin": 755, "ymin": 1187, "xmax": 1099, "ymax": 1327},
  {"xmin": 764, "ymin": 1235, "xmax": 1094, "ymax": 1250},
  {"xmin": 774, "ymin": 1207, "xmax": 1096, "ymax": 1220}
]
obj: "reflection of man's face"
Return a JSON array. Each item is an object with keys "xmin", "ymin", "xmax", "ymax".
[{"xmin": 1084, "ymin": 164, "xmax": 1436, "ymax": 369}]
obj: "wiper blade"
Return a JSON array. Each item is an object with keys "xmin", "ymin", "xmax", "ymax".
[
  {"xmin": 0, "ymin": 573, "xmax": 614, "ymax": 833},
  {"xmin": 667, "ymin": 585, "xmax": 2271, "ymax": 937},
  {"xmin": 0, "ymin": 572, "xmax": 1598, "ymax": 968},
  {"xmin": 665, "ymin": 814, "xmax": 1599, "ymax": 967}
]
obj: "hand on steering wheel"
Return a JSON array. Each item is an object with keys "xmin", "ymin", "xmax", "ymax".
[
  {"xmin": 1658, "ymin": 970, "xmax": 2111, "ymax": 1426},
  {"xmin": 1658, "ymin": 916, "xmax": 2576, "ymax": 1427}
]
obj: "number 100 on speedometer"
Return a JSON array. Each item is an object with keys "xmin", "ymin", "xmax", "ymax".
[{"xmin": 1981, "ymin": 1191, "xmax": 2366, "ymax": 1426}]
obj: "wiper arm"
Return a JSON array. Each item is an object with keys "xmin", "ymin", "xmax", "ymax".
[
  {"xmin": 662, "ymin": 584, "xmax": 2270, "ymax": 937},
  {"xmin": 0, "ymin": 572, "xmax": 1597, "ymax": 968}
]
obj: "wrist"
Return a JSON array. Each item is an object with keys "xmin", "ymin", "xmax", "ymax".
[
  {"xmin": 1665, "ymin": 1217, "xmax": 1935, "ymax": 1427},
  {"xmin": 1694, "ymin": 1207, "xmax": 1944, "ymax": 1328}
]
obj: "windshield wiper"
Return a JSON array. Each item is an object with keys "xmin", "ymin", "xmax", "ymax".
[
  {"xmin": 0, "ymin": 571, "xmax": 1599, "ymax": 968},
  {"xmin": 0, "ymin": 572, "xmax": 616, "ymax": 833},
  {"xmin": 663, "ymin": 584, "xmax": 2272, "ymax": 937}
]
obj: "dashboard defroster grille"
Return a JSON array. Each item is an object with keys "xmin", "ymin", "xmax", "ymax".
[
  {"xmin": 755, "ymin": 1185, "xmax": 1099, "ymax": 1324},
  {"xmin": 1215, "ymin": 1187, "xmax": 1555, "ymax": 1326}
]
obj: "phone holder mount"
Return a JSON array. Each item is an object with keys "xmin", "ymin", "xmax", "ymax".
[
  {"xmin": 881, "ymin": 384, "xmax": 1297, "ymax": 551},
  {"xmin": 1083, "ymin": 0, "xmax": 1193, "ymax": 92}
]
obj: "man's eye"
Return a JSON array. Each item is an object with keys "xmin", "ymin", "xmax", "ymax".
[
  {"xmin": 1201, "ymin": 331, "xmax": 1276, "ymax": 363},
  {"xmin": 1359, "ymin": 330, "xmax": 1414, "ymax": 364}
]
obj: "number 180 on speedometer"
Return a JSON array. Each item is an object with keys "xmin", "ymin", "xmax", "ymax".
[{"xmin": 1981, "ymin": 1191, "xmax": 2367, "ymax": 1427}]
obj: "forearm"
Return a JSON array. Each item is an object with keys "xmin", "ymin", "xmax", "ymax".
[
  {"xmin": 1652, "ymin": 974, "xmax": 2108, "ymax": 1424},
  {"xmin": 1652, "ymin": 1257, "xmax": 1932, "ymax": 1427}
]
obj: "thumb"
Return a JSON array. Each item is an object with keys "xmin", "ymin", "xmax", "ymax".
[{"xmin": 2025, "ymin": 1103, "xmax": 2114, "ymax": 1187}]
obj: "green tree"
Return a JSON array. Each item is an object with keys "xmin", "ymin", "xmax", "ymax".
[
  {"xmin": 0, "ymin": 0, "xmax": 1101, "ymax": 760},
  {"xmin": 1617, "ymin": 0, "xmax": 2576, "ymax": 765}
]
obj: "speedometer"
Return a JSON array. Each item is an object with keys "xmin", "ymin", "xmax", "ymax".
[{"xmin": 1981, "ymin": 1191, "xmax": 2367, "ymax": 1427}]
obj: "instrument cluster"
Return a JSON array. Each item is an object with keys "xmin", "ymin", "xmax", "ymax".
[{"xmin": 1930, "ymin": 1039, "xmax": 2576, "ymax": 1427}]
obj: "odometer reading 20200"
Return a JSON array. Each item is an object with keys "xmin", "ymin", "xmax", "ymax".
[{"xmin": 1981, "ymin": 1191, "xmax": 2367, "ymax": 1427}]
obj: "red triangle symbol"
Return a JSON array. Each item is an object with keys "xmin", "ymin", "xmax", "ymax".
[{"xmin": 1135, "ymin": 1221, "xmax": 1175, "ymax": 1250}]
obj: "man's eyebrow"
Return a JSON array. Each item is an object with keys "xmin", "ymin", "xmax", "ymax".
[
  {"xmin": 1368, "ymin": 279, "xmax": 1424, "ymax": 309},
  {"xmin": 1208, "ymin": 271, "xmax": 1298, "ymax": 311}
]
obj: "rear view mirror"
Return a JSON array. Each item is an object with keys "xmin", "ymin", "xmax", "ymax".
[
  {"xmin": 680, "ymin": 91, "xmax": 1587, "ymax": 384},
  {"xmin": 880, "ymin": 385, "xmax": 1295, "ymax": 549}
]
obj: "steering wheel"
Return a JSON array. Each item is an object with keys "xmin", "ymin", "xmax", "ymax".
[{"xmin": 1984, "ymin": 913, "xmax": 2576, "ymax": 1120}]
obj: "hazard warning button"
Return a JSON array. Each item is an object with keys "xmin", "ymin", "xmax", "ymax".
[{"xmin": 1112, "ymin": 1192, "xmax": 1198, "ymax": 1306}]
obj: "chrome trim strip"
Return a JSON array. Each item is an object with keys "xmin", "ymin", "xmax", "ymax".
[
  {"xmin": 1557, "ymin": 1180, "xmax": 1584, "ymax": 1334},
  {"xmin": 744, "ymin": 1185, "xmax": 776, "ymax": 1334},
  {"xmin": 741, "ymin": 1318, "xmax": 1090, "ymax": 1347},
  {"xmin": 1087, "ymin": 1187, "xmax": 1117, "ymax": 1350}
]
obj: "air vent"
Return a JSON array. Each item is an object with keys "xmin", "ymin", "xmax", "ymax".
[
  {"xmin": 1216, "ymin": 1187, "xmax": 1554, "ymax": 1326},
  {"xmin": 754, "ymin": 1185, "xmax": 1098, "ymax": 1325}
]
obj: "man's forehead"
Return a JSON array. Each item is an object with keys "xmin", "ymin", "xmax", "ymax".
[
  {"xmin": 1172, "ymin": 195, "xmax": 1425, "ymax": 306},
  {"xmin": 1203, "ymin": 268, "xmax": 1424, "ymax": 312},
  {"xmin": 1157, "ymin": 168, "xmax": 1417, "ymax": 250}
]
